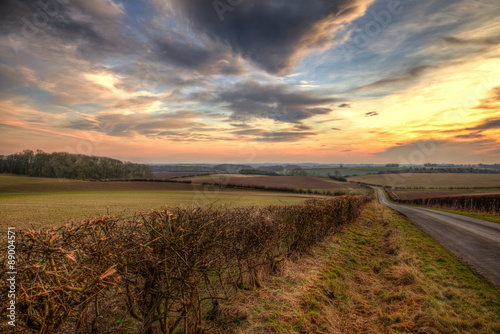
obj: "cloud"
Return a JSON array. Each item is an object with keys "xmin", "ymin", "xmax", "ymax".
[
  {"xmin": 443, "ymin": 36, "xmax": 500, "ymax": 46},
  {"xmin": 171, "ymin": 0, "xmax": 374, "ymax": 74},
  {"xmin": 338, "ymin": 103, "xmax": 351, "ymax": 108},
  {"xmin": 331, "ymin": 128, "xmax": 342, "ymax": 131},
  {"xmin": 153, "ymin": 36, "xmax": 247, "ymax": 76},
  {"xmin": 61, "ymin": 110, "xmax": 212, "ymax": 138},
  {"xmin": 112, "ymin": 96, "xmax": 161, "ymax": 110},
  {"xmin": 455, "ymin": 133, "xmax": 484, "ymax": 139},
  {"xmin": 352, "ymin": 65, "xmax": 436, "ymax": 92},
  {"xmin": 215, "ymin": 80, "xmax": 340, "ymax": 123},
  {"xmin": 0, "ymin": 0, "xmax": 131, "ymax": 59},
  {"xmin": 473, "ymin": 86, "xmax": 500, "ymax": 110},
  {"xmin": 377, "ymin": 138, "xmax": 500, "ymax": 163},
  {"xmin": 466, "ymin": 117, "xmax": 500, "ymax": 131},
  {"xmin": 230, "ymin": 126, "xmax": 318, "ymax": 142},
  {"xmin": 365, "ymin": 111, "xmax": 379, "ymax": 117}
]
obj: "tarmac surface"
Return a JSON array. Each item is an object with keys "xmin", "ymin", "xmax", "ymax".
[{"xmin": 376, "ymin": 187, "xmax": 500, "ymax": 287}]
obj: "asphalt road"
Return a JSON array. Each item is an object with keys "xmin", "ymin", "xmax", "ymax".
[{"xmin": 376, "ymin": 188, "xmax": 500, "ymax": 287}]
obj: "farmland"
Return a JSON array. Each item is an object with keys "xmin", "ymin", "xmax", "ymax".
[
  {"xmin": 304, "ymin": 166, "xmax": 404, "ymax": 177},
  {"xmin": 0, "ymin": 175, "xmax": 318, "ymax": 228},
  {"xmin": 177, "ymin": 174, "xmax": 369, "ymax": 193},
  {"xmin": 384, "ymin": 188, "xmax": 500, "ymax": 200},
  {"xmin": 348, "ymin": 173, "xmax": 500, "ymax": 189}
]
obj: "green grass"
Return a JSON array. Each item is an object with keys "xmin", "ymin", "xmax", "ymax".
[
  {"xmin": 418, "ymin": 208, "xmax": 500, "ymax": 225},
  {"xmin": 0, "ymin": 175, "xmax": 315, "ymax": 228}
]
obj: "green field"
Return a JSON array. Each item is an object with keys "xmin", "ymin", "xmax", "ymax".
[
  {"xmin": 348, "ymin": 173, "xmax": 500, "ymax": 188},
  {"xmin": 0, "ymin": 175, "xmax": 316, "ymax": 228},
  {"xmin": 303, "ymin": 167, "xmax": 404, "ymax": 177}
]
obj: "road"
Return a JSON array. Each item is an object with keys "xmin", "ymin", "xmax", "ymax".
[{"xmin": 375, "ymin": 188, "xmax": 500, "ymax": 287}]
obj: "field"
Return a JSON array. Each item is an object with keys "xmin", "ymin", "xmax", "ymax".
[
  {"xmin": 304, "ymin": 166, "xmax": 404, "ymax": 177},
  {"xmin": 0, "ymin": 175, "xmax": 318, "ymax": 228},
  {"xmin": 348, "ymin": 173, "xmax": 500, "ymax": 189},
  {"xmin": 177, "ymin": 174, "xmax": 368, "ymax": 193},
  {"xmin": 152, "ymin": 171, "xmax": 215, "ymax": 179},
  {"xmin": 387, "ymin": 188, "xmax": 500, "ymax": 200}
]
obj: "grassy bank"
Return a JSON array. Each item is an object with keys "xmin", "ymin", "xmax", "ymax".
[{"xmin": 208, "ymin": 202, "xmax": 500, "ymax": 333}]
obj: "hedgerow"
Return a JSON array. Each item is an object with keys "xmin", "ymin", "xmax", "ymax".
[{"xmin": 0, "ymin": 196, "xmax": 369, "ymax": 333}]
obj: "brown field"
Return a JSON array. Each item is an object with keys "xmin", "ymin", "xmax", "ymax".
[
  {"xmin": 152, "ymin": 171, "xmax": 214, "ymax": 179},
  {"xmin": 0, "ymin": 174, "xmax": 195, "ymax": 193},
  {"xmin": 348, "ymin": 173, "xmax": 500, "ymax": 188},
  {"xmin": 179, "ymin": 174, "xmax": 367, "ymax": 192},
  {"xmin": 390, "ymin": 189, "xmax": 500, "ymax": 200}
]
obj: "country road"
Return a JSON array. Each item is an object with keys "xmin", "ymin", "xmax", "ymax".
[{"xmin": 376, "ymin": 188, "xmax": 500, "ymax": 287}]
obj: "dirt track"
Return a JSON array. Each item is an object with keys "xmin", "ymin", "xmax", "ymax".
[{"xmin": 376, "ymin": 188, "xmax": 500, "ymax": 287}]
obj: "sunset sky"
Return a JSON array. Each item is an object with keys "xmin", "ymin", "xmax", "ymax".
[{"xmin": 0, "ymin": 0, "xmax": 499, "ymax": 164}]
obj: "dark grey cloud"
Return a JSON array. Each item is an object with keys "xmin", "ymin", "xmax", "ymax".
[
  {"xmin": 443, "ymin": 36, "xmax": 500, "ymax": 46},
  {"xmin": 365, "ymin": 111, "xmax": 379, "ymax": 117},
  {"xmin": 331, "ymin": 127, "xmax": 341, "ymax": 131},
  {"xmin": 62, "ymin": 110, "xmax": 214, "ymax": 138},
  {"xmin": 455, "ymin": 133, "xmax": 484, "ymax": 139},
  {"xmin": 0, "ymin": 0, "xmax": 132, "ymax": 60},
  {"xmin": 215, "ymin": 80, "xmax": 340, "ymax": 123},
  {"xmin": 171, "ymin": 0, "xmax": 373, "ymax": 74},
  {"xmin": 64, "ymin": 118, "xmax": 98, "ymax": 130},
  {"xmin": 153, "ymin": 36, "xmax": 247, "ymax": 76},
  {"xmin": 254, "ymin": 131, "xmax": 316, "ymax": 142},
  {"xmin": 229, "ymin": 123, "xmax": 251, "ymax": 128},
  {"xmin": 473, "ymin": 86, "xmax": 500, "ymax": 110},
  {"xmin": 352, "ymin": 65, "xmax": 436, "ymax": 92},
  {"xmin": 338, "ymin": 103, "xmax": 351, "ymax": 108},
  {"xmin": 466, "ymin": 117, "xmax": 500, "ymax": 131},
  {"xmin": 230, "ymin": 126, "xmax": 317, "ymax": 142}
]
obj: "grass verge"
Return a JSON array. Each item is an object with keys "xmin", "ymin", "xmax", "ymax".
[
  {"xmin": 423, "ymin": 208, "xmax": 500, "ymax": 225},
  {"xmin": 205, "ymin": 202, "xmax": 500, "ymax": 333}
]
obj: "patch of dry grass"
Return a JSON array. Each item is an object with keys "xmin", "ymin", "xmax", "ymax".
[{"xmin": 203, "ymin": 202, "xmax": 500, "ymax": 333}]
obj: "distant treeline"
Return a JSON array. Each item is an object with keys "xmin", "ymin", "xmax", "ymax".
[{"xmin": 0, "ymin": 150, "xmax": 153, "ymax": 180}]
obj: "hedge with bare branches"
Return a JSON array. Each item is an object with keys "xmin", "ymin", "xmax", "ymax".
[{"xmin": 0, "ymin": 196, "xmax": 369, "ymax": 333}]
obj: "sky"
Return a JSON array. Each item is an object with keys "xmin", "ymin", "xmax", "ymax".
[{"xmin": 0, "ymin": 0, "xmax": 499, "ymax": 164}]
